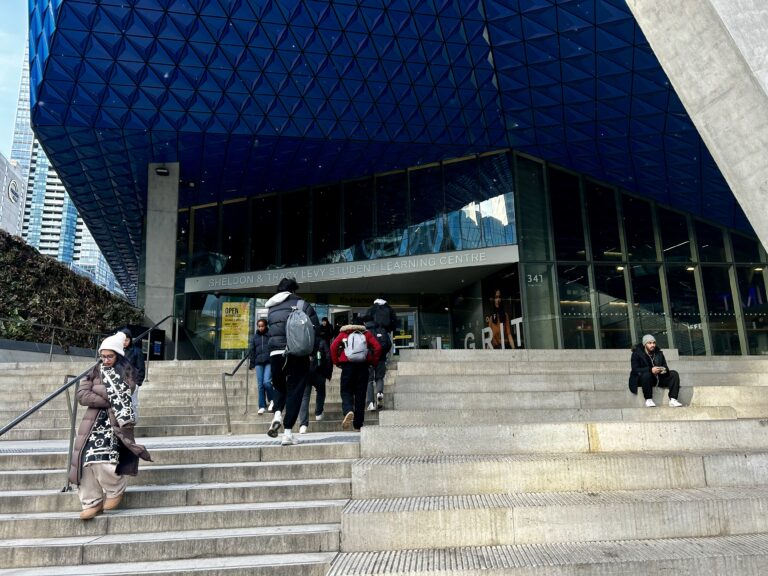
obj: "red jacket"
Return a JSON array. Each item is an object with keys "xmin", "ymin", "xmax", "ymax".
[{"xmin": 330, "ymin": 324, "xmax": 383, "ymax": 367}]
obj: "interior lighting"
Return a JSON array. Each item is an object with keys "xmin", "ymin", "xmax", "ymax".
[
  {"xmin": 155, "ymin": 166, "xmax": 170, "ymax": 176},
  {"xmin": 686, "ymin": 266, "xmax": 695, "ymax": 271}
]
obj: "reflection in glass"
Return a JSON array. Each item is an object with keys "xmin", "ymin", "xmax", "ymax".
[
  {"xmin": 695, "ymin": 221, "xmax": 725, "ymax": 263},
  {"xmin": 586, "ymin": 182, "xmax": 621, "ymax": 261},
  {"xmin": 480, "ymin": 193, "xmax": 516, "ymax": 247},
  {"xmin": 190, "ymin": 204, "xmax": 222, "ymax": 275},
  {"xmin": 409, "ymin": 165, "xmax": 443, "ymax": 255},
  {"xmin": 343, "ymin": 178, "xmax": 374, "ymax": 260},
  {"xmin": 522, "ymin": 262, "xmax": 557, "ymax": 348},
  {"xmin": 550, "ymin": 168, "xmax": 585, "ymax": 260},
  {"xmin": 444, "ymin": 158, "xmax": 482, "ymax": 250},
  {"xmin": 666, "ymin": 265, "xmax": 704, "ymax": 355},
  {"xmin": 312, "ymin": 184, "xmax": 341, "ymax": 264},
  {"xmin": 731, "ymin": 232, "xmax": 761, "ymax": 263},
  {"xmin": 701, "ymin": 266, "xmax": 740, "ymax": 354},
  {"xmin": 594, "ymin": 265, "xmax": 630, "ymax": 348},
  {"xmin": 622, "ymin": 196, "xmax": 656, "ymax": 261},
  {"xmin": 250, "ymin": 194, "xmax": 277, "ymax": 271},
  {"xmin": 281, "ymin": 188, "xmax": 309, "ymax": 266},
  {"xmin": 630, "ymin": 264, "xmax": 668, "ymax": 348},
  {"xmin": 658, "ymin": 208, "xmax": 691, "ymax": 263},
  {"xmin": 737, "ymin": 266, "xmax": 768, "ymax": 354},
  {"xmin": 221, "ymin": 201, "xmax": 247, "ymax": 273},
  {"xmin": 176, "ymin": 210, "xmax": 189, "ymax": 291},
  {"xmin": 516, "ymin": 156, "xmax": 549, "ymax": 260},
  {"xmin": 558, "ymin": 265, "xmax": 594, "ymax": 348},
  {"xmin": 375, "ymin": 172, "xmax": 408, "ymax": 258}
]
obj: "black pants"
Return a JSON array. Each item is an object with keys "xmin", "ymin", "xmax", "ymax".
[
  {"xmin": 638, "ymin": 369, "xmax": 680, "ymax": 401},
  {"xmin": 340, "ymin": 363, "xmax": 369, "ymax": 429},
  {"xmin": 270, "ymin": 354, "xmax": 310, "ymax": 430}
]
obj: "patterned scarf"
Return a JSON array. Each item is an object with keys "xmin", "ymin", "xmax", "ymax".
[{"xmin": 82, "ymin": 365, "xmax": 135, "ymax": 466}]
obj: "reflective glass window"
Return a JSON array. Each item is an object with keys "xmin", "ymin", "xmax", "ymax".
[
  {"xmin": 622, "ymin": 196, "xmax": 656, "ymax": 262},
  {"xmin": 312, "ymin": 184, "xmax": 341, "ymax": 264},
  {"xmin": 666, "ymin": 265, "xmax": 704, "ymax": 355},
  {"xmin": 695, "ymin": 221, "xmax": 725, "ymax": 263},
  {"xmin": 221, "ymin": 200, "xmax": 248, "ymax": 274},
  {"xmin": 586, "ymin": 182, "xmax": 621, "ymax": 261},
  {"xmin": 731, "ymin": 233, "xmax": 761, "ymax": 263},
  {"xmin": 190, "ymin": 204, "xmax": 220, "ymax": 275},
  {"xmin": 594, "ymin": 265, "xmax": 631, "ymax": 348},
  {"xmin": 658, "ymin": 208, "xmax": 692, "ymax": 263},
  {"xmin": 250, "ymin": 194, "xmax": 277, "ymax": 271},
  {"xmin": 701, "ymin": 266, "xmax": 740, "ymax": 354},
  {"xmin": 281, "ymin": 188, "xmax": 310, "ymax": 266},
  {"xmin": 444, "ymin": 158, "xmax": 482, "ymax": 251},
  {"xmin": 550, "ymin": 168, "xmax": 585, "ymax": 261},
  {"xmin": 375, "ymin": 171, "xmax": 408, "ymax": 258},
  {"xmin": 408, "ymin": 164, "xmax": 443, "ymax": 255},
  {"xmin": 558, "ymin": 265, "xmax": 594, "ymax": 348},
  {"xmin": 478, "ymin": 152, "xmax": 516, "ymax": 247},
  {"xmin": 521, "ymin": 262, "xmax": 557, "ymax": 348},
  {"xmin": 176, "ymin": 210, "xmax": 189, "ymax": 289},
  {"xmin": 630, "ymin": 264, "xmax": 668, "ymax": 347},
  {"xmin": 343, "ymin": 178, "xmax": 375, "ymax": 260},
  {"xmin": 516, "ymin": 156, "xmax": 549, "ymax": 260},
  {"xmin": 737, "ymin": 266, "xmax": 768, "ymax": 354}
]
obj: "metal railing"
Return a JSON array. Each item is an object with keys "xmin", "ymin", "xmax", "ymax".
[
  {"xmin": 0, "ymin": 316, "xmax": 111, "ymax": 361},
  {"xmin": 220, "ymin": 352, "xmax": 251, "ymax": 434},
  {"xmin": 0, "ymin": 315, "xmax": 176, "ymax": 491}
]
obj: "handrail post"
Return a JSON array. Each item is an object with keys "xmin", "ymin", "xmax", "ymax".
[
  {"xmin": 174, "ymin": 317, "xmax": 179, "ymax": 361},
  {"xmin": 144, "ymin": 337, "xmax": 151, "ymax": 383},
  {"xmin": 62, "ymin": 374, "xmax": 78, "ymax": 492},
  {"xmin": 48, "ymin": 328, "xmax": 56, "ymax": 362},
  {"xmin": 219, "ymin": 373, "xmax": 233, "ymax": 434},
  {"xmin": 243, "ymin": 361, "xmax": 250, "ymax": 416}
]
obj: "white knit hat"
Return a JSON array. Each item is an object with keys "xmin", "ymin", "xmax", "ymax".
[
  {"xmin": 642, "ymin": 334, "xmax": 656, "ymax": 346},
  {"xmin": 99, "ymin": 333, "xmax": 126, "ymax": 357}
]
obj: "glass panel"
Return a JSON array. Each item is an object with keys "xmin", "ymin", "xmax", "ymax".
[
  {"xmin": 280, "ymin": 188, "xmax": 310, "ymax": 267},
  {"xmin": 516, "ymin": 156, "xmax": 549, "ymax": 259},
  {"xmin": 701, "ymin": 266, "xmax": 740, "ymax": 354},
  {"xmin": 737, "ymin": 266, "xmax": 768, "ymax": 354},
  {"xmin": 312, "ymin": 184, "xmax": 341, "ymax": 264},
  {"xmin": 521, "ymin": 262, "xmax": 556, "ymax": 348},
  {"xmin": 586, "ymin": 182, "xmax": 621, "ymax": 261},
  {"xmin": 221, "ymin": 201, "xmax": 248, "ymax": 274},
  {"xmin": 622, "ymin": 196, "xmax": 656, "ymax": 262},
  {"xmin": 558, "ymin": 264, "xmax": 594, "ymax": 348},
  {"xmin": 417, "ymin": 295, "xmax": 451, "ymax": 349},
  {"xmin": 731, "ymin": 232, "xmax": 761, "ymax": 263},
  {"xmin": 658, "ymin": 208, "xmax": 692, "ymax": 263},
  {"xmin": 695, "ymin": 221, "xmax": 725, "ymax": 263},
  {"xmin": 594, "ymin": 265, "xmax": 631, "ymax": 348},
  {"xmin": 408, "ymin": 165, "xmax": 443, "ymax": 255},
  {"xmin": 190, "ymin": 204, "xmax": 221, "ymax": 276},
  {"xmin": 176, "ymin": 210, "xmax": 189, "ymax": 291},
  {"xmin": 629, "ymin": 264, "xmax": 668, "ymax": 348},
  {"xmin": 343, "ymin": 178, "xmax": 374, "ymax": 260},
  {"xmin": 451, "ymin": 281, "xmax": 484, "ymax": 349},
  {"xmin": 444, "ymin": 158, "xmax": 482, "ymax": 251},
  {"xmin": 375, "ymin": 171, "xmax": 408, "ymax": 258},
  {"xmin": 666, "ymin": 264, "xmax": 705, "ymax": 355},
  {"xmin": 550, "ymin": 168, "xmax": 585, "ymax": 261},
  {"xmin": 478, "ymin": 152, "xmax": 516, "ymax": 247},
  {"xmin": 250, "ymin": 194, "xmax": 277, "ymax": 271}
]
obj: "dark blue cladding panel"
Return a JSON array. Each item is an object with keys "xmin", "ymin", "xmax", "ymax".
[{"xmin": 28, "ymin": 0, "xmax": 740, "ymax": 297}]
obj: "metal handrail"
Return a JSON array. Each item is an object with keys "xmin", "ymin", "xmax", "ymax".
[
  {"xmin": 220, "ymin": 352, "xmax": 251, "ymax": 434},
  {"xmin": 0, "ymin": 315, "xmax": 175, "ymax": 438},
  {"xmin": 0, "ymin": 316, "xmax": 111, "ymax": 361}
]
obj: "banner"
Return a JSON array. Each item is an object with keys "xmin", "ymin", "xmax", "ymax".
[{"xmin": 220, "ymin": 302, "xmax": 251, "ymax": 349}]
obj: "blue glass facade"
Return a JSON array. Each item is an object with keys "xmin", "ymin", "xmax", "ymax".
[{"xmin": 28, "ymin": 0, "xmax": 748, "ymax": 301}]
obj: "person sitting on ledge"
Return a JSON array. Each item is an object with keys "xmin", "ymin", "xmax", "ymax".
[{"xmin": 628, "ymin": 334, "xmax": 683, "ymax": 408}]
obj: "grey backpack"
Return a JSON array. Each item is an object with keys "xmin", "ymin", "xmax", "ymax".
[
  {"xmin": 285, "ymin": 299, "xmax": 315, "ymax": 356},
  {"xmin": 344, "ymin": 331, "xmax": 368, "ymax": 362}
]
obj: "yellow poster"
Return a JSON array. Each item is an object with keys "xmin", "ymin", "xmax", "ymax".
[{"xmin": 220, "ymin": 302, "xmax": 251, "ymax": 349}]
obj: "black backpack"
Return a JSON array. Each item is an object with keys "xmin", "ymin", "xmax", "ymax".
[{"xmin": 373, "ymin": 304, "xmax": 394, "ymax": 331}]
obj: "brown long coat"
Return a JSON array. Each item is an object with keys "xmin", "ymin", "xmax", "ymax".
[{"xmin": 68, "ymin": 361, "xmax": 151, "ymax": 485}]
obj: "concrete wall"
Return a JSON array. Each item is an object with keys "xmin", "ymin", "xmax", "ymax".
[
  {"xmin": 0, "ymin": 338, "xmax": 95, "ymax": 363},
  {"xmin": 628, "ymin": 0, "xmax": 768, "ymax": 249}
]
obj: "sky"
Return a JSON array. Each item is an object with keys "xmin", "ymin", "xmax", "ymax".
[{"xmin": 0, "ymin": 2, "xmax": 29, "ymax": 159}]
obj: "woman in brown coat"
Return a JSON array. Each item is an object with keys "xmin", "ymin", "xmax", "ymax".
[{"xmin": 68, "ymin": 333, "xmax": 151, "ymax": 520}]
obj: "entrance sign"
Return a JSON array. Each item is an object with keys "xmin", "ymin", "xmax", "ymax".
[{"xmin": 220, "ymin": 302, "xmax": 250, "ymax": 349}]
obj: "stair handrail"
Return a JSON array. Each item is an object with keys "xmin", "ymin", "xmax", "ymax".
[
  {"xmin": 0, "ymin": 315, "xmax": 175, "ymax": 438},
  {"xmin": 0, "ymin": 316, "xmax": 111, "ymax": 361},
  {"xmin": 220, "ymin": 352, "xmax": 251, "ymax": 434}
]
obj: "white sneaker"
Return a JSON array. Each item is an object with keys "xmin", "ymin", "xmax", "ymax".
[
  {"xmin": 645, "ymin": 399, "xmax": 656, "ymax": 407},
  {"xmin": 267, "ymin": 400, "xmax": 274, "ymax": 412},
  {"xmin": 257, "ymin": 408, "xmax": 265, "ymax": 415},
  {"xmin": 315, "ymin": 413, "xmax": 324, "ymax": 421},
  {"xmin": 342, "ymin": 411, "xmax": 354, "ymax": 431},
  {"xmin": 367, "ymin": 402, "xmax": 376, "ymax": 412},
  {"xmin": 669, "ymin": 398, "xmax": 683, "ymax": 407},
  {"xmin": 281, "ymin": 431, "xmax": 297, "ymax": 446},
  {"xmin": 267, "ymin": 411, "xmax": 282, "ymax": 438},
  {"xmin": 376, "ymin": 392, "xmax": 384, "ymax": 409},
  {"xmin": 299, "ymin": 425, "xmax": 307, "ymax": 434}
]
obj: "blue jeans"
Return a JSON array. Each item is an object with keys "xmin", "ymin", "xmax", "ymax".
[{"xmin": 255, "ymin": 362, "xmax": 274, "ymax": 409}]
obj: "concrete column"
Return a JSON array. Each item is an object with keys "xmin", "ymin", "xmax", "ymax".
[
  {"xmin": 141, "ymin": 162, "xmax": 178, "ymax": 357},
  {"xmin": 627, "ymin": 0, "xmax": 768, "ymax": 249}
]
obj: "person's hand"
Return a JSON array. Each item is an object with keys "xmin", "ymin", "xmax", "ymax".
[{"xmin": 651, "ymin": 366, "xmax": 664, "ymax": 375}]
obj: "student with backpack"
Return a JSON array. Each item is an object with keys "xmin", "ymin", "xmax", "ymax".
[
  {"xmin": 365, "ymin": 297, "xmax": 398, "ymax": 410},
  {"xmin": 330, "ymin": 315, "xmax": 382, "ymax": 431},
  {"xmin": 264, "ymin": 278, "xmax": 320, "ymax": 446}
]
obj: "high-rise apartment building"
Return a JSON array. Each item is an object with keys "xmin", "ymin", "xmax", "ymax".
[
  {"xmin": 0, "ymin": 153, "xmax": 24, "ymax": 237},
  {"xmin": 11, "ymin": 41, "xmax": 122, "ymax": 294}
]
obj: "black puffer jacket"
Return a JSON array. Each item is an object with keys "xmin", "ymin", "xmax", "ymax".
[
  {"xmin": 248, "ymin": 329, "xmax": 271, "ymax": 368},
  {"xmin": 265, "ymin": 291, "xmax": 320, "ymax": 355}
]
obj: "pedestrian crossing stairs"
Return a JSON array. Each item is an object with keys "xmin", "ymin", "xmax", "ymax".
[
  {"xmin": 0, "ymin": 359, "xmax": 395, "ymax": 441},
  {"xmin": 329, "ymin": 349, "xmax": 768, "ymax": 575}
]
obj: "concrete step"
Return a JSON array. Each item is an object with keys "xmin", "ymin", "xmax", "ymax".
[
  {"xmin": 360, "ymin": 419, "xmax": 768, "ymax": 458},
  {"xmin": 340, "ymin": 486, "xmax": 768, "ymax": 551},
  {"xmin": 397, "ymin": 349, "xmax": 682, "ymax": 362},
  {"xmin": 691, "ymin": 386, "xmax": 768, "ymax": 417},
  {"xmin": 350, "ymin": 450, "xmax": 768, "ymax": 499},
  {"xmin": 378, "ymin": 406, "xmax": 737, "ymax": 426},
  {"xmin": 329, "ymin": 534, "xmax": 768, "ymax": 575},
  {"xmin": 0, "ymin": 524, "xmax": 339, "ymax": 568}
]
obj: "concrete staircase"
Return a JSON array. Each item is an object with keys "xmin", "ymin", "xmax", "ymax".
[{"xmin": 330, "ymin": 349, "xmax": 768, "ymax": 575}]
